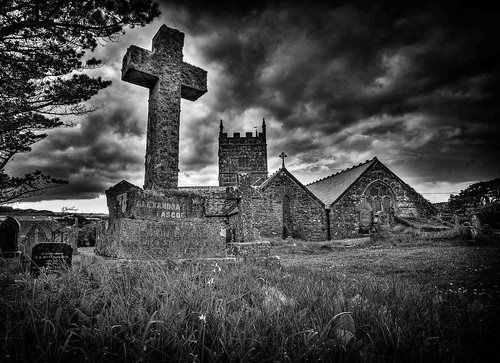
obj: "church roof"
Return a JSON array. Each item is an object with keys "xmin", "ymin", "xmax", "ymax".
[
  {"xmin": 259, "ymin": 167, "xmax": 325, "ymax": 207},
  {"xmin": 306, "ymin": 157, "xmax": 378, "ymax": 206}
]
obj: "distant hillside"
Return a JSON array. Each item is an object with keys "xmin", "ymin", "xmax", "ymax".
[
  {"xmin": 0, "ymin": 205, "xmax": 107, "ymax": 219},
  {"xmin": 0, "ymin": 205, "xmax": 56, "ymax": 215}
]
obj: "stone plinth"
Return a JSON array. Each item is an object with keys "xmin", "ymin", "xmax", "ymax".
[
  {"xmin": 97, "ymin": 182, "xmax": 239, "ymax": 260},
  {"xmin": 96, "ymin": 217, "xmax": 227, "ymax": 259}
]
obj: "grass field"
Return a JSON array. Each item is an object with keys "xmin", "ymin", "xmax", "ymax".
[
  {"xmin": 273, "ymin": 239, "xmax": 500, "ymax": 302},
  {"xmin": 1, "ymin": 238, "xmax": 499, "ymax": 362}
]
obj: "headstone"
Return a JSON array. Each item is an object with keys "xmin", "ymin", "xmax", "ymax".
[
  {"xmin": 471, "ymin": 214, "xmax": 484, "ymax": 238},
  {"xmin": 30, "ymin": 243, "xmax": 73, "ymax": 277},
  {"xmin": 122, "ymin": 24, "xmax": 207, "ymax": 190},
  {"xmin": 0, "ymin": 217, "xmax": 20, "ymax": 258},
  {"xmin": 453, "ymin": 213, "xmax": 460, "ymax": 228},
  {"xmin": 356, "ymin": 198, "xmax": 373, "ymax": 233},
  {"xmin": 372, "ymin": 211, "xmax": 391, "ymax": 232}
]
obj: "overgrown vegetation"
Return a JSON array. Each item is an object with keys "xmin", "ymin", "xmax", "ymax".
[{"xmin": 1, "ymin": 255, "xmax": 499, "ymax": 362}]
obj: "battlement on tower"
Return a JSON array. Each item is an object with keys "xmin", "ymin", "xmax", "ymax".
[{"xmin": 219, "ymin": 130, "xmax": 266, "ymax": 144}]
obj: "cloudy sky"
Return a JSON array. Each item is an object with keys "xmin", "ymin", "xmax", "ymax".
[{"xmin": 8, "ymin": 0, "xmax": 500, "ymax": 213}]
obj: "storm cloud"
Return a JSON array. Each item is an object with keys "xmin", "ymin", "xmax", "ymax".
[{"xmin": 8, "ymin": 0, "xmax": 500, "ymax": 208}]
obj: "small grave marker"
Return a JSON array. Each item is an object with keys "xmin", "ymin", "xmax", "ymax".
[{"xmin": 30, "ymin": 243, "xmax": 73, "ymax": 277}]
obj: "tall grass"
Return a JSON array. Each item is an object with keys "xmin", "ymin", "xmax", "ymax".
[{"xmin": 0, "ymin": 259, "xmax": 499, "ymax": 362}]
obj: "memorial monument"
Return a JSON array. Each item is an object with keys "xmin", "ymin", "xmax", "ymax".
[{"xmin": 96, "ymin": 25, "xmax": 238, "ymax": 260}]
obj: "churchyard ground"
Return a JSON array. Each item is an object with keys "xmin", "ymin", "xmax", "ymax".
[
  {"xmin": 273, "ymin": 237, "xmax": 500, "ymax": 302},
  {"xmin": 1, "ymin": 237, "xmax": 499, "ymax": 362}
]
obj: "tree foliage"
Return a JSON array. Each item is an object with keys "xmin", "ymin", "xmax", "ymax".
[
  {"xmin": 449, "ymin": 177, "xmax": 500, "ymax": 213},
  {"xmin": 0, "ymin": 0, "xmax": 160, "ymax": 203}
]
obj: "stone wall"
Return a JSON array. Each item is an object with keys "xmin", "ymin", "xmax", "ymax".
[
  {"xmin": 227, "ymin": 211, "xmax": 241, "ymax": 242},
  {"xmin": 238, "ymin": 191, "xmax": 282, "ymax": 241},
  {"xmin": 329, "ymin": 163, "xmax": 437, "ymax": 239},
  {"xmin": 239, "ymin": 169, "xmax": 327, "ymax": 241}
]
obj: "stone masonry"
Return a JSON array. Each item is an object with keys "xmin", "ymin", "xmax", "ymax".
[
  {"xmin": 227, "ymin": 168, "xmax": 327, "ymax": 242},
  {"xmin": 218, "ymin": 119, "xmax": 268, "ymax": 187},
  {"xmin": 98, "ymin": 183, "xmax": 240, "ymax": 259},
  {"xmin": 327, "ymin": 162, "xmax": 437, "ymax": 239},
  {"xmin": 122, "ymin": 25, "xmax": 207, "ymax": 190}
]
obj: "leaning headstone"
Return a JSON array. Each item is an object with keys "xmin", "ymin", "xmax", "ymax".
[{"xmin": 30, "ymin": 243, "xmax": 73, "ymax": 277}]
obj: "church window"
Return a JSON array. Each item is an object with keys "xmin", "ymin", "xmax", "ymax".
[{"xmin": 365, "ymin": 182, "xmax": 394, "ymax": 213}]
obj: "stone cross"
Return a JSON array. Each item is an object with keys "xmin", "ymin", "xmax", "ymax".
[
  {"xmin": 122, "ymin": 25, "xmax": 207, "ymax": 190},
  {"xmin": 279, "ymin": 152, "xmax": 287, "ymax": 167}
]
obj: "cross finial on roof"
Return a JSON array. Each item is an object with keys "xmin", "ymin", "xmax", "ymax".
[{"xmin": 279, "ymin": 151, "xmax": 287, "ymax": 167}]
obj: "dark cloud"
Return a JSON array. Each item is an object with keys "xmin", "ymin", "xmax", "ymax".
[{"xmin": 8, "ymin": 0, "xmax": 500, "ymax": 207}]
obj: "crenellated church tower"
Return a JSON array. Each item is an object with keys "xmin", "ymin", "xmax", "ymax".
[{"xmin": 218, "ymin": 118, "xmax": 268, "ymax": 186}]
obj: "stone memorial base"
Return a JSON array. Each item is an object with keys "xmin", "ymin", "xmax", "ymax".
[
  {"xmin": 96, "ymin": 181, "xmax": 237, "ymax": 260},
  {"xmin": 97, "ymin": 181, "xmax": 280, "ymax": 265},
  {"xmin": 96, "ymin": 217, "xmax": 227, "ymax": 259}
]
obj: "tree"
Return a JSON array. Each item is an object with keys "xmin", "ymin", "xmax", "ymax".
[
  {"xmin": 449, "ymin": 178, "xmax": 500, "ymax": 214},
  {"xmin": 0, "ymin": 0, "xmax": 160, "ymax": 204}
]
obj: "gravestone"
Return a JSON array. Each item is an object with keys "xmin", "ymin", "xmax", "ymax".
[
  {"xmin": 356, "ymin": 198, "xmax": 373, "ymax": 233},
  {"xmin": 0, "ymin": 217, "xmax": 20, "ymax": 258},
  {"xmin": 30, "ymin": 243, "xmax": 73, "ymax": 277},
  {"xmin": 122, "ymin": 24, "xmax": 207, "ymax": 190},
  {"xmin": 471, "ymin": 214, "xmax": 484, "ymax": 238},
  {"xmin": 375, "ymin": 211, "xmax": 391, "ymax": 232}
]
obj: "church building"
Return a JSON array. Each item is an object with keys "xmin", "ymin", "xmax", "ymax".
[{"xmin": 220, "ymin": 120, "xmax": 437, "ymax": 242}]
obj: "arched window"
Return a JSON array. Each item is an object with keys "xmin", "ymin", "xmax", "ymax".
[{"xmin": 364, "ymin": 182, "xmax": 394, "ymax": 213}]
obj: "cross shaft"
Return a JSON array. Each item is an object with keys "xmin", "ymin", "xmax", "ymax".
[{"xmin": 122, "ymin": 25, "xmax": 207, "ymax": 190}]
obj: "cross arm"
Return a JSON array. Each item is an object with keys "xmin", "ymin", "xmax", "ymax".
[
  {"xmin": 122, "ymin": 45, "xmax": 158, "ymax": 88},
  {"xmin": 181, "ymin": 62, "xmax": 207, "ymax": 101}
]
